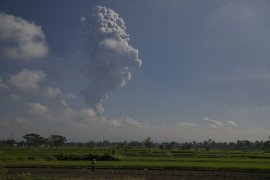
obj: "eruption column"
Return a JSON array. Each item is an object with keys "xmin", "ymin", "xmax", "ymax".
[{"xmin": 80, "ymin": 6, "xmax": 142, "ymax": 113}]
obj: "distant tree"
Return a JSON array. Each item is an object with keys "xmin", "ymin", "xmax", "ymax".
[
  {"xmin": 228, "ymin": 142, "xmax": 235, "ymax": 150},
  {"xmin": 244, "ymin": 140, "xmax": 251, "ymax": 150},
  {"xmin": 144, "ymin": 137, "xmax": 153, "ymax": 149},
  {"xmin": 114, "ymin": 142, "xmax": 125, "ymax": 149},
  {"xmin": 124, "ymin": 146, "xmax": 128, "ymax": 154},
  {"xmin": 49, "ymin": 135, "xmax": 67, "ymax": 148},
  {"xmin": 263, "ymin": 141, "xmax": 270, "ymax": 150},
  {"xmin": 6, "ymin": 140, "xmax": 16, "ymax": 147},
  {"xmin": 102, "ymin": 140, "xmax": 111, "ymax": 147},
  {"xmin": 159, "ymin": 143, "xmax": 166, "ymax": 150},
  {"xmin": 0, "ymin": 140, "xmax": 15, "ymax": 147},
  {"xmin": 254, "ymin": 141, "xmax": 263, "ymax": 150},
  {"xmin": 168, "ymin": 141, "xmax": 179, "ymax": 150},
  {"xmin": 16, "ymin": 141, "xmax": 26, "ymax": 147},
  {"xmin": 182, "ymin": 143, "xmax": 191, "ymax": 150},
  {"xmin": 128, "ymin": 141, "xmax": 143, "ymax": 148},
  {"xmin": 111, "ymin": 147, "xmax": 116, "ymax": 155},
  {"xmin": 23, "ymin": 133, "xmax": 47, "ymax": 147},
  {"xmin": 87, "ymin": 141, "xmax": 96, "ymax": 148},
  {"xmin": 236, "ymin": 140, "xmax": 244, "ymax": 150}
]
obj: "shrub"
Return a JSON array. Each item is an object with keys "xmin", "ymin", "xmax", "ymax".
[{"xmin": 55, "ymin": 153, "xmax": 119, "ymax": 161}]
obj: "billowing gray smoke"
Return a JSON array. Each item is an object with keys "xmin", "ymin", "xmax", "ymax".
[{"xmin": 80, "ymin": 6, "xmax": 142, "ymax": 114}]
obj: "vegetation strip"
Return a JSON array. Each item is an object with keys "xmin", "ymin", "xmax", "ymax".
[{"xmin": 2, "ymin": 136, "xmax": 270, "ymax": 173}]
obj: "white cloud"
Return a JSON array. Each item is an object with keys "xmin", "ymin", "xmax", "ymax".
[
  {"xmin": 42, "ymin": 87, "xmax": 76, "ymax": 101},
  {"xmin": 209, "ymin": 124, "xmax": 218, "ymax": 129},
  {"xmin": 27, "ymin": 102, "xmax": 49, "ymax": 115},
  {"xmin": 202, "ymin": 117, "xmax": 210, "ymax": 121},
  {"xmin": 42, "ymin": 87, "xmax": 61, "ymax": 98},
  {"xmin": 8, "ymin": 69, "xmax": 45, "ymax": 91},
  {"xmin": 211, "ymin": 119, "xmax": 223, "ymax": 127},
  {"xmin": 8, "ymin": 94, "xmax": 22, "ymax": 103},
  {"xmin": 0, "ymin": 12, "xmax": 48, "ymax": 60},
  {"xmin": 24, "ymin": 100, "xmax": 144, "ymax": 133},
  {"xmin": 227, "ymin": 120, "xmax": 237, "ymax": 127},
  {"xmin": 80, "ymin": 108, "xmax": 97, "ymax": 118},
  {"xmin": 61, "ymin": 107, "xmax": 75, "ymax": 120},
  {"xmin": 1, "ymin": 105, "xmax": 269, "ymax": 142},
  {"xmin": 64, "ymin": 93, "xmax": 77, "ymax": 99},
  {"xmin": 78, "ymin": 107, "xmax": 143, "ymax": 129},
  {"xmin": 203, "ymin": 117, "xmax": 223, "ymax": 128},
  {"xmin": 178, "ymin": 122, "xmax": 198, "ymax": 127},
  {"xmin": 108, "ymin": 116, "xmax": 144, "ymax": 129}
]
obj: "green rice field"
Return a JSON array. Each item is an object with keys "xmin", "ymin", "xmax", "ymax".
[{"xmin": 1, "ymin": 147, "xmax": 270, "ymax": 171}]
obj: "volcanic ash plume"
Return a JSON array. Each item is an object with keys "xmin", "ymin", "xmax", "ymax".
[{"xmin": 80, "ymin": 6, "xmax": 142, "ymax": 114}]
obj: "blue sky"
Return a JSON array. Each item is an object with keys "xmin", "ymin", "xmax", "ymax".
[{"xmin": 0, "ymin": 0, "xmax": 270, "ymax": 142}]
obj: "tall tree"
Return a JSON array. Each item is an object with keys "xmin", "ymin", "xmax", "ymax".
[
  {"xmin": 49, "ymin": 135, "xmax": 67, "ymax": 148},
  {"xmin": 144, "ymin": 137, "xmax": 153, "ymax": 149},
  {"xmin": 23, "ymin": 133, "xmax": 47, "ymax": 147}
]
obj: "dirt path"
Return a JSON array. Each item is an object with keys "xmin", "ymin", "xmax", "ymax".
[{"xmin": 3, "ymin": 168, "xmax": 270, "ymax": 180}]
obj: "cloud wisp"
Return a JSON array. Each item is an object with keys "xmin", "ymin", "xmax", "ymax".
[
  {"xmin": 80, "ymin": 6, "xmax": 142, "ymax": 114},
  {"xmin": 227, "ymin": 120, "xmax": 237, "ymax": 127},
  {"xmin": 203, "ymin": 117, "xmax": 224, "ymax": 128},
  {"xmin": 178, "ymin": 122, "xmax": 198, "ymax": 127},
  {"xmin": 27, "ymin": 102, "xmax": 49, "ymax": 115},
  {"xmin": 42, "ymin": 87, "xmax": 61, "ymax": 98}
]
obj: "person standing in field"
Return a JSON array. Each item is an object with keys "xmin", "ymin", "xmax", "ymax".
[{"xmin": 91, "ymin": 158, "xmax": 96, "ymax": 172}]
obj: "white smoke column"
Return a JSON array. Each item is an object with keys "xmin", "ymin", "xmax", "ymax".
[{"xmin": 80, "ymin": 6, "xmax": 142, "ymax": 114}]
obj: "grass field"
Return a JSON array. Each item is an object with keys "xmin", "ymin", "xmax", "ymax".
[{"xmin": 1, "ymin": 147, "xmax": 270, "ymax": 172}]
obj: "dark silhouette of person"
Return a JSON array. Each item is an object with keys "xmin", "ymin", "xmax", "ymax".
[{"xmin": 91, "ymin": 158, "xmax": 96, "ymax": 172}]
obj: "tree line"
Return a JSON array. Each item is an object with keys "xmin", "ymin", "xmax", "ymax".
[
  {"xmin": 0, "ymin": 133, "xmax": 66, "ymax": 148},
  {"xmin": 1, "ymin": 135, "xmax": 270, "ymax": 151}
]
